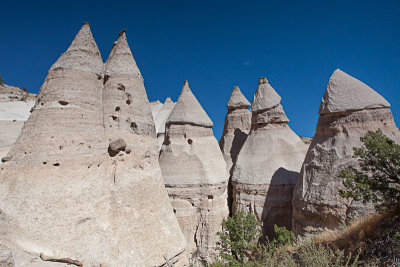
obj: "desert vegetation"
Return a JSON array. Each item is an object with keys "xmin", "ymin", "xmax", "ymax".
[{"xmin": 206, "ymin": 130, "xmax": 400, "ymax": 267}]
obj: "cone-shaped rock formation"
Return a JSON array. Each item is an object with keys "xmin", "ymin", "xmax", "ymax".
[
  {"xmin": 159, "ymin": 80, "xmax": 228, "ymax": 261},
  {"xmin": 292, "ymin": 69, "xmax": 400, "ymax": 235},
  {"xmin": 50, "ymin": 22, "xmax": 103, "ymax": 76},
  {"xmin": 0, "ymin": 24, "xmax": 186, "ymax": 266},
  {"xmin": 232, "ymin": 77, "xmax": 308, "ymax": 238},
  {"xmin": 154, "ymin": 97, "xmax": 175, "ymax": 148},
  {"xmin": 167, "ymin": 80, "xmax": 213, "ymax": 127},
  {"xmin": 150, "ymin": 100, "xmax": 163, "ymax": 121},
  {"xmin": 219, "ymin": 86, "xmax": 252, "ymax": 214}
]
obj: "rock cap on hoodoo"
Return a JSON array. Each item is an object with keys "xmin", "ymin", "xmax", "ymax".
[
  {"xmin": 155, "ymin": 97, "xmax": 175, "ymax": 134},
  {"xmin": 251, "ymin": 77, "xmax": 282, "ymax": 112},
  {"xmin": 227, "ymin": 86, "xmax": 251, "ymax": 110},
  {"xmin": 319, "ymin": 69, "xmax": 390, "ymax": 115},
  {"xmin": 50, "ymin": 22, "xmax": 103, "ymax": 75},
  {"xmin": 104, "ymin": 30, "xmax": 142, "ymax": 78},
  {"xmin": 167, "ymin": 80, "xmax": 213, "ymax": 127}
]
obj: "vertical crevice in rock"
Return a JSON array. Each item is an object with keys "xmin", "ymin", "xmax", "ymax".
[{"xmin": 219, "ymin": 86, "xmax": 251, "ymax": 215}]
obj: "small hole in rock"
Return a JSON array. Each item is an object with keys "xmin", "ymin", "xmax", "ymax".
[
  {"xmin": 41, "ymin": 103, "xmax": 44, "ymax": 105},
  {"xmin": 126, "ymin": 99, "xmax": 131, "ymax": 105},
  {"xmin": 173, "ymin": 209, "xmax": 176, "ymax": 213},
  {"xmin": 115, "ymin": 107, "xmax": 120, "ymax": 112},
  {"xmin": 111, "ymin": 116, "xmax": 117, "ymax": 121},
  {"xmin": 53, "ymin": 163, "xmax": 60, "ymax": 166},
  {"xmin": 208, "ymin": 195, "xmax": 213, "ymax": 200},
  {"xmin": 43, "ymin": 162, "xmax": 47, "ymax": 165},
  {"xmin": 117, "ymin": 83, "xmax": 125, "ymax": 91},
  {"xmin": 58, "ymin": 100, "xmax": 68, "ymax": 106},
  {"xmin": 130, "ymin": 122, "xmax": 137, "ymax": 130},
  {"xmin": 103, "ymin": 75, "xmax": 109, "ymax": 85},
  {"xmin": 188, "ymin": 139, "xmax": 193, "ymax": 144}
]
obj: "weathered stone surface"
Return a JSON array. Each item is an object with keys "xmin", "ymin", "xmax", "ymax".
[
  {"xmin": 167, "ymin": 80, "xmax": 213, "ymax": 127},
  {"xmin": 319, "ymin": 69, "xmax": 390, "ymax": 114},
  {"xmin": 150, "ymin": 100, "xmax": 163, "ymax": 121},
  {"xmin": 0, "ymin": 24, "xmax": 187, "ymax": 266},
  {"xmin": 0, "ymin": 245, "xmax": 14, "ymax": 267},
  {"xmin": 219, "ymin": 86, "xmax": 252, "ymax": 214},
  {"xmin": 50, "ymin": 22, "xmax": 103, "ymax": 76},
  {"xmin": 0, "ymin": 84, "xmax": 36, "ymax": 161},
  {"xmin": 154, "ymin": 97, "xmax": 175, "ymax": 148},
  {"xmin": 232, "ymin": 77, "xmax": 308, "ymax": 237},
  {"xmin": 227, "ymin": 86, "xmax": 251, "ymax": 110},
  {"xmin": 159, "ymin": 81, "xmax": 228, "ymax": 262},
  {"xmin": 292, "ymin": 70, "xmax": 400, "ymax": 235},
  {"xmin": 251, "ymin": 77, "xmax": 281, "ymax": 112}
]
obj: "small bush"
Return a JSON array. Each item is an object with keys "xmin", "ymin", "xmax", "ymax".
[
  {"xmin": 0, "ymin": 74, "xmax": 4, "ymax": 86},
  {"xmin": 339, "ymin": 130, "xmax": 400, "ymax": 211},
  {"xmin": 271, "ymin": 224, "xmax": 296, "ymax": 247},
  {"xmin": 297, "ymin": 244, "xmax": 360, "ymax": 267},
  {"xmin": 216, "ymin": 210, "xmax": 262, "ymax": 265}
]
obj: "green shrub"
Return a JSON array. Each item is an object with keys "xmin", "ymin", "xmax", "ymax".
[
  {"xmin": 339, "ymin": 130, "xmax": 400, "ymax": 211},
  {"xmin": 0, "ymin": 74, "xmax": 4, "ymax": 86},
  {"xmin": 216, "ymin": 210, "xmax": 262, "ymax": 265},
  {"xmin": 271, "ymin": 224, "xmax": 296, "ymax": 247}
]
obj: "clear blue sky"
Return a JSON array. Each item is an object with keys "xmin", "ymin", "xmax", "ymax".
[{"xmin": 1, "ymin": 0, "xmax": 399, "ymax": 139}]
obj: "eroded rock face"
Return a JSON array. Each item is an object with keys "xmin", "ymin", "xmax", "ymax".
[
  {"xmin": 0, "ymin": 84, "xmax": 36, "ymax": 161},
  {"xmin": 150, "ymin": 100, "xmax": 163, "ymax": 121},
  {"xmin": 292, "ymin": 69, "xmax": 400, "ymax": 235},
  {"xmin": 219, "ymin": 86, "xmax": 251, "ymax": 214},
  {"xmin": 154, "ymin": 97, "xmax": 175, "ymax": 149},
  {"xmin": 0, "ymin": 23, "xmax": 186, "ymax": 266},
  {"xmin": 159, "ymin": 81, "xmax": 228, "ymax": 261},
  {"xmin": 232, "ymin": 77, "xmax": 308, "ymax": 237}
]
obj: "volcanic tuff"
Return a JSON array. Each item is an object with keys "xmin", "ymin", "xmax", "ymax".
[
  {"xmin": 0, "ymin": 23, "xmax": 187, "ymax": 266},
  {"xmin": 232, "ymin": 77, "xmax": 308, "ymax": 237},
  {"xmin": 150, "ymin": 100, "xmax": 163, "ymax": 121},
  {"xmin": 219, "ymin": 86, "xmax": 252, "ymax": 214},
  {"xmin": 0, "ymin": 84, "xmax": 36, "ymax": 161},
  {"xmin": 292, "ymin": 69, "xmax": 400, "ymax": 235},
  {"xmin": 159, "ymin": 80, "xmax": 228, "ymax": 261},
  {"xmin": 154, "ymin": 97, "xmax": 175, "ymax": 148}
]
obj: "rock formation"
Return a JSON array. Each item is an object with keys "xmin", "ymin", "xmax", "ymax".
[
  {"xmin": 159, "ymin": 80, "xmax": 228, "ymax": 261},
  {"xmin": 154, "ymin": 97, "xmax": 175, "ymax": 148},
  {"xmin": 232, "ymin": 77, "xmax": 308, "ymax": 237},
  {"xmin": 0, "ymin": 23, "xmax": 187, "ymax": 266},
  {"xmin": 150, "ymin": 100, "xmax": 163, "ymax": 121},
  {"xmin": 292, "ymin": 69, "xmax": 400, "ymax": 235},
  {"xmin": 219, "ymin": 86, "xmax": 251, "ymax": 214},
  {"xmin": 0, "ymin": 84, "xmax": 35, "ymax": 161}
]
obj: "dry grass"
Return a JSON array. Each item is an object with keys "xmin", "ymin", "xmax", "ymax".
[{"xmin": 311, "ymin": 211, "xmax": 395, "ymax": 253}]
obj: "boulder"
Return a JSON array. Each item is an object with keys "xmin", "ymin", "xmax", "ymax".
[{"xmin": 292, "ymin": 69, "xmax": 400, "ymax": 235}]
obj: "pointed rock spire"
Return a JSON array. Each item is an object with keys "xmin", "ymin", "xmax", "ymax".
[
  {"xmin": 154, "ymin": 97, "xmax": 175, "ymax": 134},
  {"xmin": 167, "ymin": 80, "xmax": 213, "ymax": 127},
  {"xmin": 319, "ymin": 69, "xmax": 390, "ymax": 114},
  {"xmin": 150, "ymin": 100, "xmax": 163, "ymax": 120},
  {"xmin": 50, "ymin": 22, "xmax": 103, "ymax": 75},
  {"xmin": 227, "ymin": 86, "xmax": 251, "ymax": 110},
  {"xmin": 251, "ymin": 77, "xmax": 281, "ymax": 112},
  {"xmin": 104, "ymin": 30, "xmax": 142, "ymax": 78}
]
